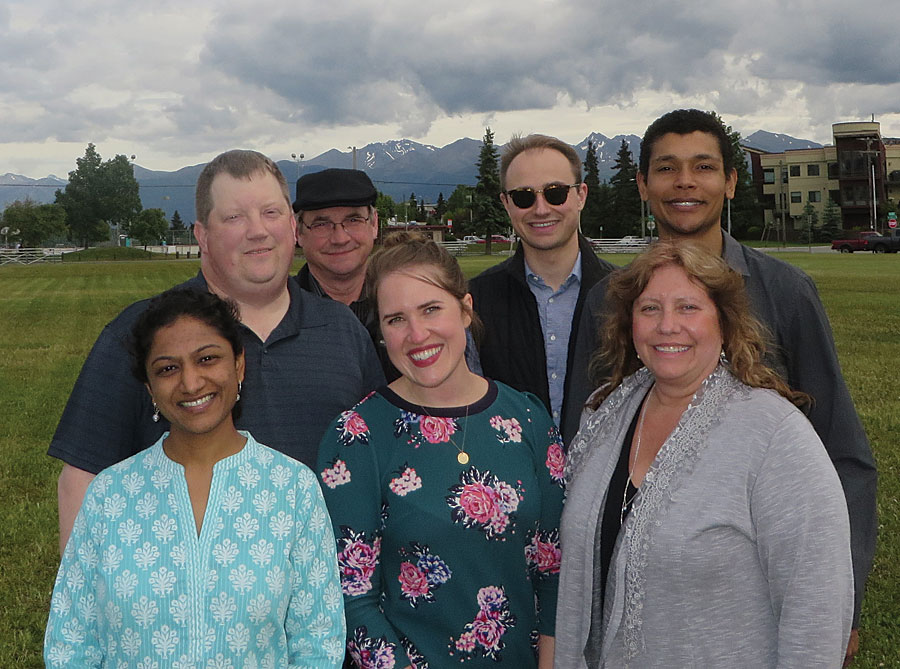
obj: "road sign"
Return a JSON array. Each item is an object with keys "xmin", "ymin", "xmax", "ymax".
[{"xmin": 890, "ymin": 219, "xmax": 897, "ymax": 229}]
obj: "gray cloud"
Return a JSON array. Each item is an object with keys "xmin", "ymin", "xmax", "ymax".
[{"xmin": 2, "ymin": 0, "xmax": 899, "ymax": 175}]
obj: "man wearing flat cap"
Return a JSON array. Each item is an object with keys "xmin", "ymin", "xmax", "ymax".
[{"xmin": 293, "ymin": 168, "xmax": 397, "ymax": 378}]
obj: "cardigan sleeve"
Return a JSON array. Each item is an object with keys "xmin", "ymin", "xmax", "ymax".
[
  {"xmin": 316, "ymin": 407, "xmax": 410, "ymax": 668},
  {"xmin": 751, "ymin": 409, "xmax": 853, "ymax": 668}
]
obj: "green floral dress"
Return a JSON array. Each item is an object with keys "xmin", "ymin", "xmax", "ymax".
[{"xmin": 316, "ymin": 381, "xmax": 565, "ymax": 668}]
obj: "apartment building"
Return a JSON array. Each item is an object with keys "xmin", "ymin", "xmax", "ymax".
[{"xmin": 749, "ymin": 121, "xmax": 900, "ymax": 236}]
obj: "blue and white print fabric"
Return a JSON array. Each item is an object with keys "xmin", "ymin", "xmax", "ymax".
[{"xmin": 45, "ymin": 432, "xmax": 345, "ymax": 668}]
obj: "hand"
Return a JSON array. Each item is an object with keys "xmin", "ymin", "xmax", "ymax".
[{"xmin": 843, "ymin": 628, "xmax": 859, "ymax": 667}]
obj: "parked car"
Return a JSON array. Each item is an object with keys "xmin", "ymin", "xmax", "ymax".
[
  {"xmin": 831, "ymin": 230, "xmax": 885, "ymax": 253},
  {"xmin": 477, "ymin": 234, "xmax": 513, "ymax": 244},
  {"xmin": 868, "ymin": 229, "xmax": 900, "ymax": 253},
  {"xmin": 462, "ymin": 235, "xmax": 482, "ymax": 243}
]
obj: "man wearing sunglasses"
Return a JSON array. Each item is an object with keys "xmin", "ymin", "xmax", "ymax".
[
  {"xmin": 469, "ymin": 134, "xmax": 615, "ymax": 436},
  {"xmin": 294, "ymin": 168, "xmax": 397, "ymax": 379}
]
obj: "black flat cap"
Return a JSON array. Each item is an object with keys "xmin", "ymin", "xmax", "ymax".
[{"xmin": 293, "ymin": 168, "xmax": 377, "ymax": 212}]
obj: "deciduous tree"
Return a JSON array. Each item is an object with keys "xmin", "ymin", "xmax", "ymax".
[
  {"xmin": 130, "ymin": 208, "xmax": 168, "ymax": 247},
  {"xmin": 55, "ymin": 144, "xmax": 142, "ymax": 247},
  {"xmin": 2, "ymin": 199, "xmax": 67, "ymax": 247}
]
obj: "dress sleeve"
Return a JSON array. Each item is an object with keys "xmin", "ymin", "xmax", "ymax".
[
  {"xmin": 523, "ymin": 394, "xmax": 567, "ymax": 636},
  {"xmin": 752, "ymin": 409, "xmax": 853, "ymax": 668},
  {"xmin": 286, "ymin": 467, "xmax": 346, "ymax": 667},
  {"xmin": 316, "ymin": 407, "xmax": 409, "ymax": 668},
  {"xmin": 780, "ymin": 274, "xmax": 876, "ymax": 625},
  {"xmin": 44, "ymin": 484, "xmax": 106, "ymax": 667},
  {"xmin": 48, "ymin": 313, "xmax": 162, "ymax": 473}
]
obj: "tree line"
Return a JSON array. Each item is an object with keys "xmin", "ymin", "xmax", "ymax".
[{"xmin": 1, "ymin": 144, "xmax": 185, "ymax": 248}]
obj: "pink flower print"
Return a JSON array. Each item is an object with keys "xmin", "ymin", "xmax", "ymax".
[
  {"xmin": 348, "ymin": 626, "xmax": 397, "ymax": 669},
  {"xmin": 389, "ymin": 467, "xmax": 422, "ymax": 497},
  {"xmin": 493, "ymin": 481, "xmax": 519, "ymax": 514},
  {"xmin": 472, "ymin": 610, "xmax": 504, "ymax": 651},
  {"xmin": 447, "ymin": 467, "xmax": 521, "ymax": 540},
  {"xmin": 398, "ymin": 562, "xmax": 430, "ymax": 601},
  {"xmin": 418, "ymin": 416, "xmax": 456, "ymax": 443},
  {"xmin": 546, "ymin": 440, "xmax": 566, "ymax": 485},
  {"xmin": 476, "ymin": 585, "xmax": 506, "ymax": 612},
  {"xmin": 525, "ymin": 529, "xmax": 561, "ymax": 577},
  {"xmin": 458, "ymin": 482, "xmax": 499, "ymax": 525},
  {"xmin": 491, "ymin": 415, "xmax": 522, "ymax": 443},
  {"xmin": 321, "ymin": 459, "xmax": 351, "ymax": 489},
  {"xmin": 337, "ymin": 410, "xmax": 370, "ymax": 446},
  {"xmin": 337, "ymin": 529, "xmax": 381, "ymax": 596},
  {"xmin": 450, "ymin": 585, "xmax": 515, "ymax": 661},
  {"xmin": 454, "ymin": 631, "xmax": 476, "ymax": 652}
]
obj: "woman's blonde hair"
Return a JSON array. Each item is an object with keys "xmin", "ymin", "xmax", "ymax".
[
  {"xmin": 588, "ymin": 241, "xmax": 808, "ymax": 409},
  {"xmin": 365, "ymin": 231, "xmax": 482, "ymax": 337}
]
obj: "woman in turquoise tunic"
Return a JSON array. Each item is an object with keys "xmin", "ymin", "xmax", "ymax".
[
  {"xmin": 317, "ymin": 232, "xmax": 564, "ymax": 668},
  {"xmin": 45, "ymin": 288, "xmax": 345, "ymax": 668}
]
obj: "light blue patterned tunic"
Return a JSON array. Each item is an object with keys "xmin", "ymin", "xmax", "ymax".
[{"xmin": 45, "ymin": 432, "xmax": 345, "ymax": 668}]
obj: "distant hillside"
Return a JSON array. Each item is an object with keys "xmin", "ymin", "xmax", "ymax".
[{"xmin": 3, "ymin": 129, "xmax": 821, "ymax": 220}]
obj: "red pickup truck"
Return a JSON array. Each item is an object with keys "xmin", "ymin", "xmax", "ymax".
[{"xmin": 831, "ymin": 230, "xmax": 900, "ymax": 253}]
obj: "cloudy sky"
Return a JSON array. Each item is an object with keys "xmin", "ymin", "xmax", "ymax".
[{"xmin": 3, "ymin": 0, "xmax": 899, "ymax": 178}]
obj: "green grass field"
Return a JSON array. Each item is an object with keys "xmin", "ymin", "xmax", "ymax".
[{"xmin": 1, "ymin": 251, "xmax": 897, "ymax": 666}]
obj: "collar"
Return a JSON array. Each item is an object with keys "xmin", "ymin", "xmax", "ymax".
[
  {"xmin": 524, "ymin": 251, "xmax": 583, "ymax": 289},
  {"xmin": 720, "ymin": 230, "xmax": 750, "ymax": 277}
]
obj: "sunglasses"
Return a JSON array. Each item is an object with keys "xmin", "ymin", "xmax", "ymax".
[{"xmin": 504, "ymin": 184, "xmax": 578, "ymax": 209}]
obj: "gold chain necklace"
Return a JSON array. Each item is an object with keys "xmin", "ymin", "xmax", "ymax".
[{"xmin": 421, "ymin": 404, "xmax": 470, "ymax": 464}]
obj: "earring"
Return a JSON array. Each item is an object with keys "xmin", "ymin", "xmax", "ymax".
[
  {"xmin": 236, "ymin": 381, "xmax": 242, "ymax": 402},
  {"xmin": 152, "ymin": 401, "xmax": 160, "ymax": 423},
  {"xmin": 719, "ymin": 349, "xmax": 728, "ymax": 365},
  {"xmin": 378, "ymin": 339, "xmax": 386, "ymax": 347}
]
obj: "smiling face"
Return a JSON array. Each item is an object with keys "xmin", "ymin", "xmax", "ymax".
[
  {"xmin": 145, "ymin": 316, "xmax": 245, "ymax": 439},
  {"xmin": 632, "ymin": 263, "xmax": 723, "ymax": 396},
  {"xmin": 501, "ymin": 148, "xmax": 586, "ymax": 255},
  {"xmin": 637, "ymin": 131, "xmax": 737, "ymax": 248},
  {"xmin": 296, "ymin": 205, "xmax": 378, "ymax": 284},
  {"xmin": 377, "ymin": 267, "xmax": 473, "ymax": 405},
  {"xmin": 194, "ymin": 170, "xmax": 296, "ymax": 301}
]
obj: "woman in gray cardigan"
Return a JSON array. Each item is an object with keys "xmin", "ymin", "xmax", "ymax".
[{"xmin": 556, "ymin": 242, "xmax": 853, "ymax": 668}]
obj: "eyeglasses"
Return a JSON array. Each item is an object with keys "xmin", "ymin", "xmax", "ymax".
[
  {"xmin": 503, "ymin": 184, "xmax": 578, "ymax": 209},
  {"xmin": 303, "ymin": 215, "xmax": 370, "ymax": 238}
]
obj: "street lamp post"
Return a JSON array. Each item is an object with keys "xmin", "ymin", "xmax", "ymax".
[
  {"xmin": 347, "ymin": 146, "xmax": 357, "ymax": 170},
  {"xmin": 291, "ymin": 153, "xmax": 304, "ymax": 181}
]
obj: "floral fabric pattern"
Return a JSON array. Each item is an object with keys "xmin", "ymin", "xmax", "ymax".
[
  {"xmin": 545, "ymin": 427, "xmax": 566, "ymax": 487},
  {"xmin": 389, "ymin": 465, "xmax": 423, "ymax": 497},
  {"xmin": 447, "ymin": 466, "xmax": 522, "ymax": 540},
  {"xmin": 45, "ymin": 433, "xmax": 345, "ymax": 668},
  {"xmin": 398, "ymin": 543, "xmax": 452, "ymax": 606},
  {"xmin": 337, "ymin": 527, "xmax": 381, "ymax": 596},
  {"xmin": 317, "ymin": 383, "xmax": 565, "ymax": 668},
  {"xmin": 525, "ymin": 528, "xmax": 562, "ymax": 577},
  {"xmin": 337, "ymin": 410, "xmax": 371, "ymax": 447},
  {"xmin": 450, "ymin": 586, "xmax": 517, "ymax": 661}
]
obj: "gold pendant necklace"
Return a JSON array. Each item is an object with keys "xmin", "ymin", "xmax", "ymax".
[{"xmin": 421, "ymin": 404, "xmax": 470, "ymax": 464}]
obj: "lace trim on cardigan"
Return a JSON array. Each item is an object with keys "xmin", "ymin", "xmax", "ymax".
[
  {"xmin": 564, "ymin": 368, "xmax": 653, "ymax": 486},
  {"xmin": 621, "ymin": 365, "xmax": 745, "ymax": 661}
]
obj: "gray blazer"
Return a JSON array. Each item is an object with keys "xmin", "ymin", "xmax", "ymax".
[{"xmin": 555, "ymin": 367, "xmax": 853, "ymax": 668}]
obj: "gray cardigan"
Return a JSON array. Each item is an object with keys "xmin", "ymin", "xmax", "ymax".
[{"xmin": 555, "ymin": 367, "xmax": 853, "ymax": 668}]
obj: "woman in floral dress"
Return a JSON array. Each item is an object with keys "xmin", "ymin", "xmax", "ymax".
[
  {"xmin": 317, "ymin": 232, "xmax": 564, "ymax": 668},
  {"xmin": 45, "ymin": 288, "xmax": 345, "ymax": 668}
]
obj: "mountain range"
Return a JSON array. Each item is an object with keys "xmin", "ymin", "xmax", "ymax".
[{"xmin": 1, "ymin": 130, "xmax": 818, "ymax": 222}]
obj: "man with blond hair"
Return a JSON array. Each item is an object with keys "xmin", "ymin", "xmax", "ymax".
[{"xmin": 51, "ymin": 149, "xmax": 384, "ymax": 551}]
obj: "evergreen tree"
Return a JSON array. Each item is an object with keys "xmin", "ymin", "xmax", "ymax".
[
  {"xmin": 820, "ymin": 197, "xmax": 842, "ymax": 241},
  {"xmin": 435, "ymin": 192, "xmax": 447, "ymax": 220},
  {"xmin": 608, "ymin": 140, "xmax": 641, "ymax": 237},
  {"xmin": 418, "ymin": 198, "xmax": 426, "ymax": 220},
  {"xmin": 581, "ymin": 140, "xmax": 603, "ymax": 237},
  {"xmin": 407, "ymin": 193, "xmax": 417, "ymax": 221},
  {"xmin": 474, "ymin": 127, "xmax": 506, "ymax": 254},
  {"xmin": 170, "ymin": 210, "xmax": 185, "ymax": 231}
]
